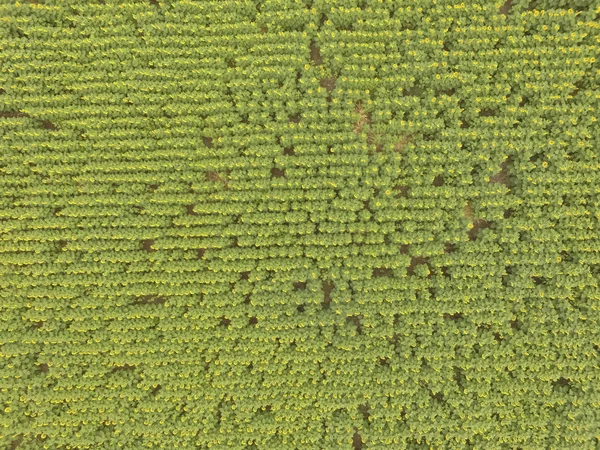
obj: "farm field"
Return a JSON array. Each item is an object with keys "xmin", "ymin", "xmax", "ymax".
[{"xmin": 1, "ymin": 0, "xmax": 599, "ymax": 449}]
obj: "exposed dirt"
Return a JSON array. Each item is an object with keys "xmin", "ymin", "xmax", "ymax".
[
  {"xmin": 205, "ymin": 171, "xmax": 221, "ymax": 182},
  {"xmin": 468, "ymin": 219, "xmax": 493, "ymax": 241},
  {"xmin": 478, "ymin": 108, "xmax": 496, "ymax": 117},
  {"xmin": 489, "ymin": 158, "xmax": 511, "ymax": 187},
  {"xmin": 407, "ymin": 256, "xmax": 428, "ymax": 276},
  {"xmin": 353, "ymin": 101, "xmax": 371, "ymax": 134},
  {"xmin": 320, "ymin": 76, "xmax": 337, "ymax": 92},
  {"xmin": 358, "ymin": 403, "xmax": 370, "ymax": 421},
  {"xmin": 203, "ymin": 136, "xmax": 214, "ymax": 148},
  {"xmin": 394, "ymin": 135, "xmax": 411, "ymax": 153},
  {"xmin": 444, "ymin": 243, "xmax": 457, "ymax": 254},
  {"xmin": 271, "ymin": 167, "xmax": 285, "ymax": 178},
  {"xmin": 443, "ymin": 312, "xmax": 463, "ymax": 321},
  {"xmin": 205, "ymin": 171, "xmax": 229, "ymax": 188},
  {"xmin": 42, "ymin": 120, "xmax": 57, "ymax": 130},
  {"xmin": 151, "ymin": 385, "xmax": 161, "ymax": 396},
  {"xmin": 111, "ymin": 364, "xmax": 136, "ymax": 372},
  {"xmin": 372, "ymin": 267, "xmax": 393, "ymax": 278},
  {"xmin": 10, "ymin": 437, "xmax": 23, "ymax": 450},
  {"xmin": 133, "ymin": 295, "xmax": 165, "ymax": 305},
  {"xmin": 464, "ymin": 202, "xmax": 474, "ymax": 221},
  {"xmin": 433, "ymin": 175, "xmax": 445, "ymax": 187},
  {"xmin": 346, "ymin": 315, "xmax": 362, "ymax": 334},
  {"xmin": 141, "ymin": 239, "xmax": 156, "ymax": 252},
  {"xmin": 394, "ymin": 185, "xmax": 409, "ymax": 198},
  {"xmin": 293, "ymin": 281, "xmax": 307, "ymax": 290},
  {"xmin": 0, "ymin": 111, "xmax": 29, "ymax": 118},
  {"xmin": 499, "ymin": 0, "xmax": 514, "ymax": 15},
  {"xmin": 322, "ymin": 280, "xmax": 334, "ymax": 309},
  {"xmin": 352, "ymin": 432, "xmax": 363, "ymax": 450},
  {"xmin": 309, "ymin": 40, "xmax": 323, "ymax": 65}
]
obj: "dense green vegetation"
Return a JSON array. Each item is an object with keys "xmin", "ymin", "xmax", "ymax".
[{"xmin": 1, "ymin": 0, "xmax": 599, "ymax": 448}]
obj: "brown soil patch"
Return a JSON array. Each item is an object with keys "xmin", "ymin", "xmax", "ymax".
[
  {"xmin": 394, "ymin": 185, "xmax": 409, "ymax": 198},
  {"xmin": 478, "ymin": 108, "xmax": 496, "ymax": 117},
  {"xmin": 489, "ymin": 158, "xmax": 511, "ymax": 187},
  {"xmin": 352, "ymin": 432, "xmax": 363, "ymax": 450},
  {"xmin": 42, "ymin": 120, "xmax": 56, "ymax": 130},
  {"xmin": 203, "ymin": 136, "xmax": 214, "ymax": 148},
  {"xmin": 205, "ymin": 170, "xmax": 229, "ymax": 188},
  {"xmin": 433, "ymin": 175, "xmax": 445, "ymax": 187},
  {"xmin": 499, "ymin": 0, "xmax": 513, "ymax": 15},
  {"xmin": 141, "ymin": 239, "xmax": 156, "ymax": 252},
  {"xmin": 320, "ymin": 77, "xmax": 337, "ymax": 92},
  {"xmin": 309, "ymin": 40, "xmax": 323, "ymax": 65},
  {"xmin": 293, "ymin": 281, "xmax": 306, "ymax": 290},
  {"xmin": 464, "ymin": 202, "xmax": 474, "ymax": 221},
  {"xmin": 346, "ymin": 315, "xmax": 362, "ymax": 334},
  {"xmin": 322, "ymin": 280, "xmax": 334, "ymax": 309},
  {"xmin": 358, "ymin": 403, "xmax": 370, "ymax": 420},
  {"xmin": 464, "ymin": 201, "xmax": 493, "ymax": 240},
  {"xmin": 271, "ymin": 167, "xmax": 285, "ymax": 178},
  {"xmin": 468, "ymin": 219, "xmax": 493, "ymax": 241},
  {"xmin": 353, "ymin": 101, "xmax": 371, "ymax": 134},
  {"xmin": 443, "ymin": 312, "xmax": 463, "ymax": 321},
  {"xmin": 444, "ymin": 243, "xmax": 456, "ymax": 254},
  {"xmin": 407, "ymin": 256, "xmax": 428, "ymax": 276},
  {"xmin": 394, "ymin": 135, "xmax": 411, "ymax": 153},
  {"xmin": 372, "ymin": 267, "xmax": 393, "ymax": 278},
  {"xmin": 133, "ymin": 295, "xmax": 165, "ymax": 305},
  {"xmin": 10, "ymin": 437, "xmax": 23, "ymax": 450},
  {"xmin": 366, "ymin": 131, "xmax": 376, "ymax": 145},
  {"xmin": 111, "ymin": 364, "xmax": 136, "ymax": 372},
  {"xmin": 205, "ymin": 171, "xmax": 221, "ymax": 182},
  {"xmin": 0, "ymin": 111, "xmax": 29, "ymax": 118}
]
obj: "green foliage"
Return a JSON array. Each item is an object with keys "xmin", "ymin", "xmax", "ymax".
[{"xmin": 0, "ymin": 0, "xmax": 599, "ymax": 449}]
